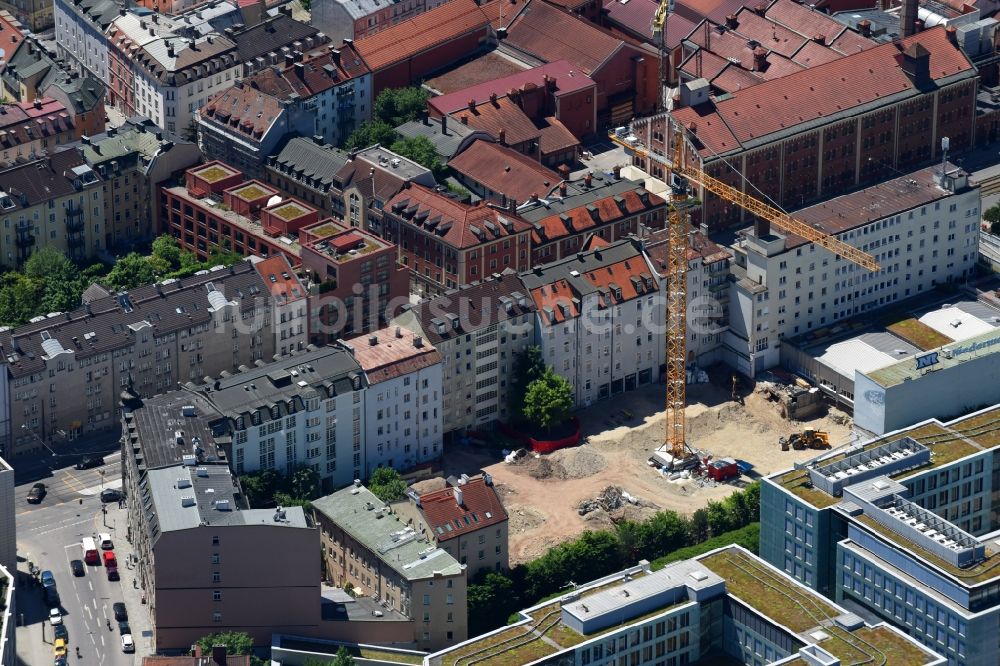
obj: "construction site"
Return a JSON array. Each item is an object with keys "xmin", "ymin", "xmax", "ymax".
[{"xmin": 445, "ymin": 370, "xmax": 852, "ymax": 564}]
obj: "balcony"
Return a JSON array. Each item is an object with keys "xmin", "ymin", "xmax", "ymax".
[
  {"xmin": 15, "ymin": 228, "xmax": 35, "ymax": 248},
  {"xmin": 67, "ymin": 235, "xmax": 86, "ymax": 248}
]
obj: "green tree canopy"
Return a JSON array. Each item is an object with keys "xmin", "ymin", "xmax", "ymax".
[
  {"xmin": 984, "ymin": 204, "xmax": 1000, "ymax": 225},
  {"xmin": 368, "ymin": 466, "xmax": 407, "ymax": 503},
  {"xmin": 374, "ymin": 86, "xmax": 431, "ymax": 126},
  {"xmin": 509, "ymin": 345, "xmax": 545, "ymax": 422},
  {"xmin": 344, "ymin": 120, "xmax": 398, "ymax": 151},
  {"xmin": 240, "ymin": 465, "xmax": 320, "ymax": 509},
  {"xmin": 390, "ymin": 135, "xmax": 445, "ymax": 178},
  {"xmin": 24, "ymin": 247, "xmax": 81, "ymax": 313},
  {"xmin": 302, "ymin": 647, "xmax": 355, "ymax": 666},
  {"xmin": 523, "ymin": 368, "xmax": 573, "ymax": 432},
  {"xmin": 105, "ymin": 253, "xmax": 157, "ymax": 290},
  {"xmin": 194, "ymin": 631, "xmax": 253, "ymax": 656},
  {"xmin": 0, "ymin": 272, "xmax": 43, "ymax": 326}
]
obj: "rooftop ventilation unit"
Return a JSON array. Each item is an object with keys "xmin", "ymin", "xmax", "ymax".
[{"xmin": 181, "ymin": 496, "xmax": 196, "ymax": 507}]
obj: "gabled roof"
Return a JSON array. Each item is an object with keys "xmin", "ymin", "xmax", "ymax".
[
  {"xmin": 200, "ymin": 82, "xmax": 285, "ymax": 143},
  {"xmin": 673, "ymin": 26, "xmax": 975, "ymax": 158},
  {"xmin": 387, "ymin": 183, "xmax": 533, "ymax": 250},
  {"xmin": 354, "ymin": 0, "xmax": 491, "ymax": 72},
  {"xmin": 449, "ymin": 96, "xmax": 540, "ymax": 147},
  {"xmin": 643, "ymin": 226, "xmax": 729, "ymax": 269},
  {"xmin": 603, "ymin": 0, "xmax": 697, "ymax": 44},
  {"xmin": 418, "ymin": 476, "xmax": 508, "ymax": 542},
  {"xmin": 344, "ymin": 326, "xmax": 442, "ymax": 384},
  {"xmin": 268, "ymin": 44, "xmax": 370, "ymax": 99},
  {"xmin": 266, "ymin": 136, "xmax": 351, "ymax": 190},
  {"xmin": 230, "ymin": 14, "xmax": 321, "ymax": 63},
  {"xmin": 429, "ymin": 60, "xmax": 595, "ymax": 116},
  {"xmin": 530, "ymin": 186, "xmax": 663, "ymax": 245},
  {"xmin": 505, "ymin": 0, "xmax": 627, "ymax": 75},
  {"xmin": 449, "ymin": 140, "xmax": 560, "ymax": 204}
]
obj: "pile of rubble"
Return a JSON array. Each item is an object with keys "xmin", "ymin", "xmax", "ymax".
[{"xmin": 578, "ymin": 485, "xmax": 641, "ymax": 516}]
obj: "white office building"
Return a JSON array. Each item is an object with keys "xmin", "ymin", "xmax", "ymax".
[{"xmin": 726, "ymin": 164, "xmax": 980, "ymax": 377}]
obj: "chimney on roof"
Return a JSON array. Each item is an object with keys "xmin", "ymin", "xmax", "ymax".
[
  {"xmin": 294, "ymin": 62, "xmax": 305, "ymax": 78},
  {"xmin": 211, "ymin": 645, "xmax": 227, "ymax": 665},
  {"xmin": 285, "ymin": 53, "xmax": 294, "ymax": 67},
  {"xmin": 498, "ymin": 129, "xmax": 506, "ymax": 145},
  {"xmin": 900, "ymin": 0, "xmax": 918, "ymax": 37},
  {"xmin": 460, "ymin": 115, "xmax": 468, "ymax": 125},
  {"xmin": 440, "ymin": 115, "xmax": 448, "ymax": 135},
  {"xmin": 900, "ymin": 43, "xmax": 930, "ymax": 86},
  {"xmin": 489, "ymin": 92, "xmax": 498, "ymax": 105},
  {"xmin": 753, "ymin": 3, "xmax": 765, "ymax": 15},
  {"xmin": 812, "ymin": 34, "xmax": 825, "ymax": 45},
  {"xmin": 331, "ymin": 48, "xmax": 341, "ymax": 66},
  {"xmin": 725, "ymin": 14, "xmax": 737, "ymax": 28},
  {"xmin": 467, "ymin": 98, "xmax": 475, "ymax": 111},
  {"xmin": 584, "ymin": 171, "xmax": 592, "ymax": 188},
  {"xmin": 945, "ymin": 24, "xmax": 958, "ymax": 45},
  {"xmin": 858, "ymin": 19, "xmax": 872, "ymax": 38},
  {"xmin": 559, "ymin": 182, "xmax": 567, "ymax": 196},
  {"xmin": 753, "ymin": 46, "xmax": 767, "ymax": 71},
  {"xmin": 557, "ymin": 164, "xmax": 570, "ymax": 180},
  {"xmin": 612, "ymin": 165, "xmax": 621, "ymax": 179}
]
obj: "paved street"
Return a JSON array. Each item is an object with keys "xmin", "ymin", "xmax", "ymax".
[{"xmin": 13, "ymin": 454, "xmax": 151, "ymax": 666}]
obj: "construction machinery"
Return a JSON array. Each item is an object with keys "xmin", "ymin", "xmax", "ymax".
[
  {"xmin": 780, "ymin": 430, "xmax": 831, "ymax": 451},
  {"xmin": 623, "ymin": 8, "xmax": 879, "ymax": 469}
]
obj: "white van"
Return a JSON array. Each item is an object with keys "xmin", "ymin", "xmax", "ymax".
[{"xmin": 99, "ymin": 533, "xmax": 113, "ymax": 550}]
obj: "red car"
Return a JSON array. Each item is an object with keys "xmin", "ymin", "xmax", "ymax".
[{"xmin": 102, "ymin": 551, "xmax": 117, "ymax": 568}]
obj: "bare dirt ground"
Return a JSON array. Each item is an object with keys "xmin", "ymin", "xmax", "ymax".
[{"xmin": 442, "ymin": 373, "xmax": 853, "ymax": 564}]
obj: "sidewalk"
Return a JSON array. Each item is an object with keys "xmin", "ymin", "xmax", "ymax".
[{"xmin": 104, "ymin": 502, "xmax": 156, "ymax": 657}]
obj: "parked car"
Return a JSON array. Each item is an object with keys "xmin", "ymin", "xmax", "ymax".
[
  {"xmin": 118, "ymin": 621, "xmax": 130, "ymax": 635},
  {"xmin": 113, "ymin": 603, "xmax": 128, "ymax": 622},
  {"xmin": 98, "ymin": 533, "xmax": 113, "ymax": 550},
  {"xmin": 54, "ymin": 657, "xmax": 68, "ymax": 666},
  {"xmin": 102, "ymin": 551, "xmax": 117, "ymax": 568},
  {"xmin": 53, "ymin": 638, "xmax": 67, "ymax": 658},
  {"xmin": 106, "ymin": 566, "xmax": 119, "ymax": 582},
  {"xmin": 75, "ymin": 456, "xmax": 103, "ymax": 470},
  {"xmin": 40, "ymin": 570, "xmax": 55, "ymax": 588},
  {"xmin": 53, "ymin": 624, "xmax": 68, "ymax": 643},
  {"xmin": 48, "ymin": 608, "xmax": 62, "ymax": 625},
  {"xmin": 26, "ymin": 483, "xmax": 46, "ymax": 503},
  {"xmin": 69, "ymin": 560, "xmax": 84, "ymax": 577},
  {"xmin": 100, "ymin": 488, "xmax": 123, "ymax": 503},
  {"xmin": 121, "ymin": 634, "xmax": 134, "ymax": 653}
]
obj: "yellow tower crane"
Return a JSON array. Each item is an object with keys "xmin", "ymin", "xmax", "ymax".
[{"xmin": 616, "ymin": 41, "xmax": 879, "ymax": 465}]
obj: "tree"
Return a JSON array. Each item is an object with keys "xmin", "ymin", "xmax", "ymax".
[
  {"xmin": 509, "ymin": 346, "xmax": 545, "ymax": 422},
  {"xmin": 344, "ymin": 120, "xmax": 398, "ymax": 151},
  {"xmin": 0, "ymin": 272, "xmax": 42, "ymax": 325},
  {"xmin": 194, "ymin": 631, "xmax": 253, "ymax": 656},
  {"xmin": 105, "ymin": 253, "xmax": 157, "ymax": 290},
  {"xmin": 984, "ymin": 204, "xmax": 1000, "ymax": 226},
  {"xmin": 150, "ymin": 234, "xmax": 182, "ymax": 273},
  {"xmin": 368, "ymin": 466, "xmax": 407, "ymax": 503},
  {"xmin": 688, "ymin": 508, "xmax": 709, "ymax": 543},
  {"xmin": 373, "ymin": 87, "xmax": 430, "ymax": 126},
  {"xmin": 523, "ymin": 368, "xmax": 573, "ymax": 433},
  {"xmin": 390, "ymin": 135, "xmax": 445, "ymax": 178},
  {"xmin": 24, "ymin": 247, "xmax": 81, "ymax": 313},
  {"xmin": 302, "ymin": 648, "xmax": 354, "ymax": 666},
  {"xmin": 290, "ymin": 465, "xmax": 321, "ymax": 500},
  {"xmin": 239, "ymin": 469, "xmax": 282, "ymax": 508}
]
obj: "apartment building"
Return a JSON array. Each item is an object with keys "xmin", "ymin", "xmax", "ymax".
[
  {"xmin": 1, "ymin": 0, "xmax": 50, "ymax": 31},
  {"xmin": 726, "ymin": 163, "xmax": 980, "ymax": 377},
  {"xmin": 312, "ymin": 0, "xmax": 430, "ymax": 44},
  {"xmin": 53, "ymin": 0, "xmax": 118, "ymax": 81},
  {"xmin": 78, "ymin": 118, "xmax": 202, "ymax": 252},
  {"xmin": 0, "ymin": 456, "xmax": 13, "ymax": 577},
  {"xmin": 188, "ymin": 346, "xmax": 368, "ymax": 490},
  {"xmin": 121, "ymin": 391, "xmax": 320, "ymax": 651},
  {"xmin": 0, "ymin": 148, "xmax": 105, "ymax": 266},
  {"xmin": 0, "ymin": 260, "xmax": 278, "ymax": 459},
  {"xmin": 341, "ymin": 326, "xmax": 443, "ymax": 475},
  {"xmin": 252, "ymin": 255, "xmax": 309, "ymax": 356},
  {"xmin": 391, "ymin": 271, "xmax": 536, "ymax": 434},
  {"xmin": 298, "ymin": 219, "xmax": 409, "ymax": 341},
  {"xmin": 382, "ymin": 183, "xmax": 533, "ymax": 296},
  {"xmin": 159, "ymin": 161, "xmax": 321, "ymax": 264},
  {"xmin": 643, "ymin": 226, "xmax": 730, "ymax": 367},
  {"xmin": 312, "ymin": 483, "xmax": 468, "ymax": 651},
  {"xmin": 761, "ymin": 400, "xmax": 1000, "ymax": 666},
  {"xmin": 516, "ymin": 171, "xmax": 666, "ymax": 265},
  {"xmin": 0, "ymin": 98, "xmax": 81, "ymax": 167},
  {"xmin": 396, "ymin": 473, "xmax": 509, "ymax": 574},
  {"xmin": 631, "ymin": 27, "xmax": 978, "ymax": 230},
  {"xmin": 521, "ymin": 237, "xmax": 664, "ymax": 407},
  {"xmin": 264, "ymin": 140, "xmax": 434, "ymax": 228},
  {"xmin": 430, "ymin": 545, "xmax": 942, "ymax": 666},
  {"xmin": 106, "ymin": 11, "xmax": 242, "ymax": 135}
]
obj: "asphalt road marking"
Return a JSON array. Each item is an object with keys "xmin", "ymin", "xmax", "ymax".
[
  {"xmin": 28, "ymin": 518, "xmax": 92, "ymax": 537},
  {"xmin": 59, "ymin": 470, "xmax": 87, "ymax": 494}
]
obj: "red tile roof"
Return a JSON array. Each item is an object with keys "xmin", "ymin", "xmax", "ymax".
[
  {"xmin": 764, "ymin": 0, "xmax": 859, "ymax": 45},
  {"xmin": 418, "ymin": 476, "xmax": 507, "ymax": 542},
  {"xmin": 449, "ymin": 96, "xmax": 540, "ymax": 146},
  {"xmin": 644, "ymin": 226, "xmax": 729, "ymax": 267},
  {"xmin": 580, "ymin": 256, "xmax": 659, "ymax": 305},
  {"xmin": 673, "ymin": 26, "xmax": 974, "ymax": 157},
  {"xmin": 531, "ymin": 187, "xmax": 664, "ymax": 245},
  {"xmin": 603, "ymin": 0, "xmax": 693, "ymax": 43},
  {"xmin": 201, "ymin": 83, "xmax": 284, "ymax": 141},
  {"xmin": 0, "ymin": 10, "xmax": 24, "ymax": 57},
  {"xmin": 449, "ymin": 140, "xmax": 561, "ymax": 203},
  {"xmin": 530, "ymin": 278, "xmax": 579, "ymax": 323},
  {"xmin": 253, "ymin": 255, "xmax": 306, "ymax": 302},
  {"xmin": 536, "ymin": 116, "xmax": 580, "ymax": 155},
  {"xmin": 674, "ymin": 0, "xmax": 753, "ymax": 24},
  {"xmin": 388, "ymin": 183, "xmax": 533, "ymax": 250},
  {"xmin": 347, "ymin": 326, "xmax": 442, "ymax": 384},
  {"xmin": 726, "ymin": 9, "xmax": 808, "ymax": 59},
  {"xmin": 505, "ymin": 0, "xmax": 626, "ymax": 75},
  {"xmin": 430, "ymin": 60, "xmax": 595, "ymax": 116},
  {"xmin": 355, "ymin": 0, "xmax": 490, "ymax": 72},
  {"xmin": 280, "ymin": 44, "xmax": 370, "ymax": 97}
]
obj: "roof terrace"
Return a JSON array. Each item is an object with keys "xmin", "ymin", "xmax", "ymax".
[{"xmin": 192, "ymin": 162, "xmax": 238, "ymax": 184}]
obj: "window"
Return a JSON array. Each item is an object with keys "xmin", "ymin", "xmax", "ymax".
[
  {"xmin": 423, "ymin": 594, "xmax": 430, "ymax": 605},
  {"xmin": 212, "ymin": 572, "xmax": 221, "ymax": 583},
  {"xmin": 212, "ymin": 611, "xmax": 222, "ymax": 623},
  {"xmin": 213, "ymin": 590, "xmax": 221, "ymax": 602},
  {"xmin": 211, "ymin": 553, "xmax": 220, "ymax": 564},
  {"xmin": 212, "ymin": 535, "xmax": 219, "ymax": 546}
]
